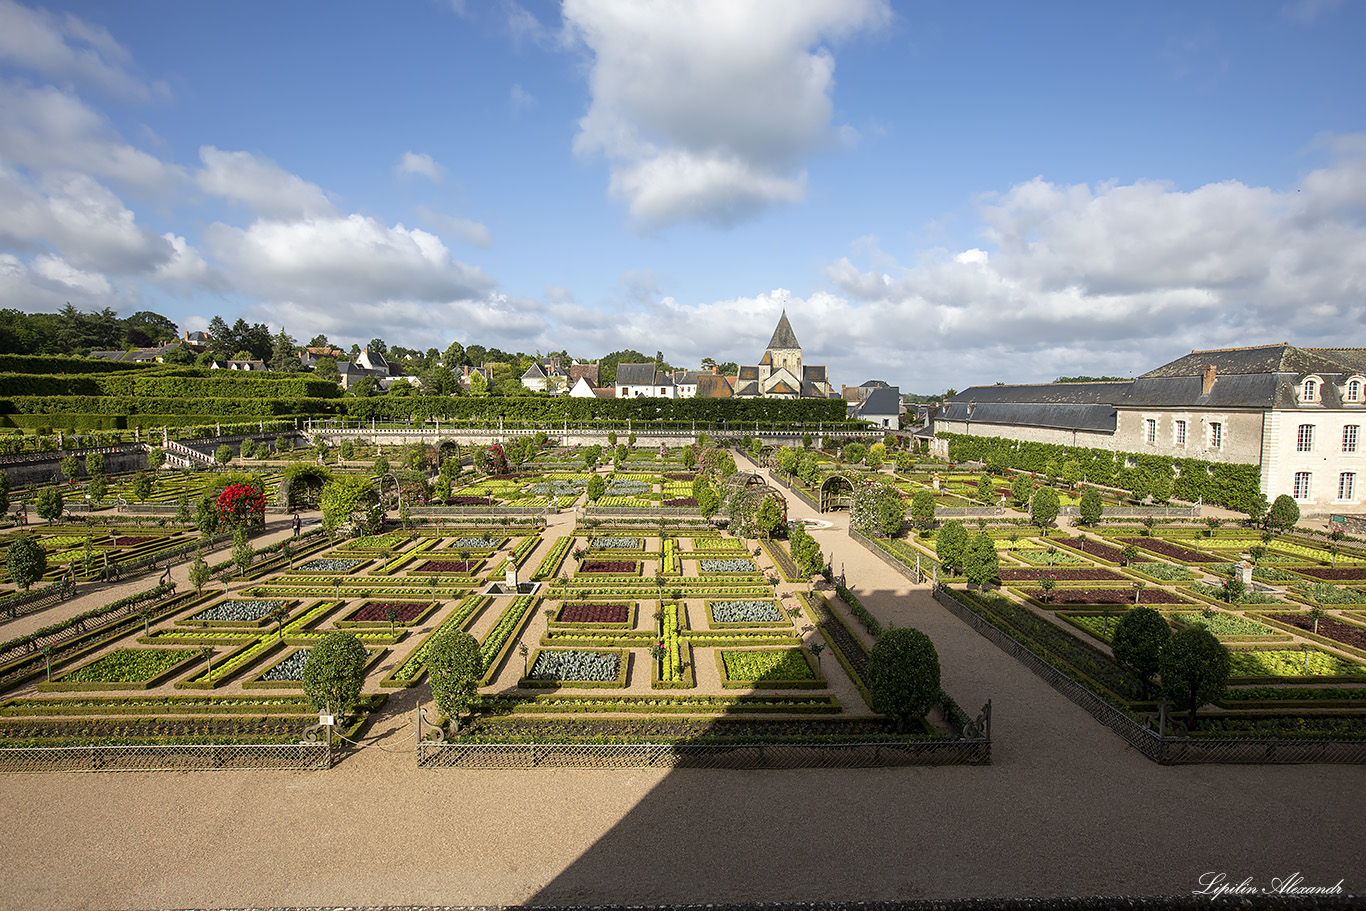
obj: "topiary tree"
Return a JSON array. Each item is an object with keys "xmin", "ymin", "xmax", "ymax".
[
  {"xmin": 962, "ymin": 532, "xmax": 999, "ymax": 588},
  {"xmin": 909, "ymin": 488, "xmax": 935, "ymax": 533},
  {"xmin": 59, "ymin": 455, "xmax": 81, "ymax": 483},
  {"xmin": 129, "ymin": 472, "xmax": 153, "ymax": 502},
  {"xmin": 231, "ymin": 529, "xmax": 255, "ymax": 579},
  {"xmin": 788, "ymin": 522, "xmax": 824, "ymax": 576},
  {"xmin": 1244, "ymin": 491, "xmax": 1269, "ymax": 527},
  {"xmin": 215, "ymin": 444, "xmax": 233, "ymax": 467},
  {"xmin": 1078, "ymin": 487, "xmax": 1104, "ymax": 526},
  {"xmin": 1111, "ymin": 606, "xmax": 1170, "ymax": 698},
  {"xmin": 976, "ymin": 473, "xmax": 995, "ymax": 504},
  {"xmin": 1159, "ymin": 626, "xmax": 1230, "ymax": 727},
  {"xmin": 301, "ymin": 631, "xmax": 368, "ymax": 719},
  {"xmin": 147, "ymin": 446, "xmax": 166, "ymax": 470},
  {"xmin": 867, "ymin": 626, "xmax": 941, "ymax": 732},
  {"xmin": 1060, "ymin": 460, "xmax": 1082, "ymax": 488},
  {"xmin": 6, "ymin": 536, "xmax": 47, "ymax": 591},
  {"xmin": 1011, "ymin": 474, "xmax": 1034, "ymax": 509},
  {"xmin": 841, "ymin": 442, "xmax": 866, "ymax": 465},
  {"xmin": 427, "ymin": 628, "xmax": 484, "ymax": 732},
  {"xmin": 935, "ymin": 520, "xmax": 969, "ymax": 575},
  {"xmin": 1030, "ymin": 486, "xmax": 1060, "ymax": 533},
  {"xmin": 188, "ymin": 551, "xmax": 211, "ymax": 594},
  {"xmin": 586, "ymin": 475, "xmax": 606, "ymax": 502},
  {"xmin": 1267, "ymin": 494, "xmax": 1300, "ymax": 532},
  {"xmin": 35, "ymin": 487, "xmax": 63, "ymax": 525}
]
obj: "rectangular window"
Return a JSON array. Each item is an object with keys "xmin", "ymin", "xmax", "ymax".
[
  {"xmin": 1344, "ymin": 425, "xmax": 1359, "ymax": 453},
  {"xmin": 1339, "ymin": 472, "xmax": 1356, "ymax": 501},
  {"xmin": 1175, "ymin": 420, "xmax": 1187, "ymax": 446},
  {"xmin": 1145, "ymin": 419, "xmax": 1157, "ymax": 444},
  {"xmin": 1209, "ymin": 422, "xmax": 1222, "ymax": 449},
  {"xmin": 1297, "ymin": 424, "xmax": 1315, "ymax": 452},
  {"xmin": 1294, "ymin": 471, "xmax": 1312, "ymax": 500}
]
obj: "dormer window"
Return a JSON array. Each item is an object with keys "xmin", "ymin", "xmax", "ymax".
[
  {"xmin": 1347, "ymin": 378, "xmax": 1363, "ymax": 403},
  {"xmin": 1303, "ymin": 378, "xmax": 1319, "ymax": 402}
]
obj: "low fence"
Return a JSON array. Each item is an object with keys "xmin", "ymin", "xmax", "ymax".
[
  {"xmin": 585, "ymin": 506, "xmax": 703, "ymax": 519},
  {"xmin": 0, "ymin": 740, "xmax": 332, "ymax": 773},
  {"xmin": 417, "ymin": 738, "xmax": 989, "ymax": 769},
  {"xmin": 409, "ymin": 506, "xmax": 548, "ymax": 519},
  {"xmin": 930, "ymin": 587, "xmax": 1366, "ymax": 765},
  {"xmin": 848, "ymin": 527, "xmax": 930, "ymax": 584}
]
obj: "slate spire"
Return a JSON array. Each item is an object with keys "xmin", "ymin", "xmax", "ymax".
[{"xmin": 766, "ymin": 310, "xmax": 800, "ymax": 350}]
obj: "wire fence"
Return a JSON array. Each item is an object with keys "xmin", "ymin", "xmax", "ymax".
[
  {"xmin": 417, "ymin": 738, "xmax": 988, "ymax": 769},
  {"xmin": 0, "ymin": 740, "xmax": 332, "ymax": 773}
]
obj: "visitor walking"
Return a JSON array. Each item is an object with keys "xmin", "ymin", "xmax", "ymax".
[{"xmin": 291, "ymin": 512, "xmax": 301, "ymax": 537}]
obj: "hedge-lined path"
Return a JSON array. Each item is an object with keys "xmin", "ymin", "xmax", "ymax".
[
  {"xmin": 0, "ymin": 473, "xmax": 1361, "ymax": 910},
  {"xmin": 0, "ymin": 512, "xmax": 309, "ymax": 643}
]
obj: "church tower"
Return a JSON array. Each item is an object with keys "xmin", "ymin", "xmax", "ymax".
[{"xmin": 762, "ymin": 310, "xmax": 803, "ymax": 376}]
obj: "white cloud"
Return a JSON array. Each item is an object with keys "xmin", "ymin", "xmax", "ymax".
[
  {"xmin": 564, "ymin": 0, "xmax": 890, "ymax": 228},
  {"xmin": 0, "ymin": 81, "xmax": 182, "ymax": 194},
  {"xmin": 1283, "ymin": 0, "xmax": 1343, "ymax": 22},
  {"xmin": 205, "ymin": 213, "xmax": 496, "ymax": 309},
  {"xmin": 0, "ymin": 163, "xmax": 175, "ymax": 274},
  {"xmin": 820, "ymin": 135, "xmax": 1366, "ymax": 388},
  {"xmin": 30, "ymin": 251, "xmax": 112, "ymax": 295},
  {"xmin": 0, "ymin": 0, "xmax": 165, "ymax": 101},
  {"xmin": 195, "ymin": 146, "xmax": 335, "ymax": 220},
  {"xmin": 395, "ymin": 151, "xmax": 444, "ymax": 183}
]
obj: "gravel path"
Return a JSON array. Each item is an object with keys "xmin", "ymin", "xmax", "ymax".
[{"xmin": 0, "ymin": 485, "xmax": 1360, "ymax": 911}]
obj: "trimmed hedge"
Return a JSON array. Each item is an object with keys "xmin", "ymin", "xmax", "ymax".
[
  {"xmin": 938, "ymin": 432, "xmax": 1261, "ymax": 513},
  {"xmin": 340, "ymin": 395, "xmax": 849, "ymax": 424}
]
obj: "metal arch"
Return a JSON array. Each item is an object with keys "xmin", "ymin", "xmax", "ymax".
[{"xmin": 377, "ymin": 471, "xmax": 404, "ymax": 514}]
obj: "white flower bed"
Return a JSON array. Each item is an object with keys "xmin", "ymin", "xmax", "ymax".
[
  {"xmin": 260, "ymin": 649, "xmax": 310, "ymax": 681},
  {"xmin": 298, "ymin": 558, "xmax": 365, "ymax": 573},
  {"xmin": 711, "ymin": 600, "xmax": 783, "ymax": 623},
  {"xmin": 700, "ymin": 558, "xmax": 756, "ymax": 573},
  {"xmin": 192, "ymin": 599, "xmax": 285, "ymax": 623},
  {"xmin": 591, "ymin": 537, "xmax": 642, "ymax": 550},
  {"xmin": 530, "ymin": 650, "xmax": 620, "ymax": 681},
  {"xmin": 450, "ymin": 536, "xmax": 502, "ymax": 549}
]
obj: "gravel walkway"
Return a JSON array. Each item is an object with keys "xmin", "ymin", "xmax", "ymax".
[{"xmin": 0, "ymin": 487, "xmax": 1360, "ymax": 910}]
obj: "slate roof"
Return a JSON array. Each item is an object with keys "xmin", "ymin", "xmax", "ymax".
[
  {"xmin": 734, "ymin": 380, "xmax": 761, "ymax": 396},
  {"xmin": 857, "ymin": 387, "xmax": 902, "ymax": 417},
  {"xmin": 738, "ymin": 366, "xmax": 760, "ymax": 381},
  {"xmin": 940, "ymin": 401, "xmax": 1119, "ymax": 433},
  {"xmin": 860, "ymin": 379, "xmax": 891, "ymax": 388},
  {"xmin": 614, "ymin": 363, "xmax": 659, "ymax": 386},
  {"xmin": 770, "ymin": 380, "xmax": 798, "ymax": 395},
  {"xmin": 521, "ymin": 362, "xmax": 547, "ymax": 380},
  {"xmin": 766, "ymin": 311, "xmax": 800, "ymax": 350},
  {"xmin": 1306, "ymin": 348, "xmax": 1366, "ymax": 375},
  {"xmin": 1140, "ymin": 344, "xmax": 1359, "ymax": 379},
  {"xmin": 804, "ymin": 365, "xmax": 828, "ymax": 383}
]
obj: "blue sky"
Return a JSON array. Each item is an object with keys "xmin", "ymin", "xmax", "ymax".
[{"xmin": 2, "ymin": 0, "xmax": 1364, "ymax": 393}]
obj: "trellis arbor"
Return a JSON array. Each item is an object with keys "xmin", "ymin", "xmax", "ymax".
[{"xmin": 819, "ymin": 474, "xmax": 856, "ymax": 512}]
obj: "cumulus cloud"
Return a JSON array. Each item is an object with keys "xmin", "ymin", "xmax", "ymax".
[
  {"xmin": 195, "ymin": 146, "xmax": 335, "ymax": 220},
  {"xmin": 0, "ymin": 162, "xmax": 175, "ymax": 274},
  {"xmin": 395, "ymin": 151, "xmax": 444, "ymax": 183},
  {"xmin": 0, "ymin": 0, "xmax": 166, "ymax": 101},
  {"xmin": 821, "ymin": 135, "xmax": 1366, "ymax": 388},
  {"xmin": 564, "ymin": 0, "xmax": 890, "ymax": 228},
  {"xmin": 205, "ymin": 213, "xmax": 495, "ymax": 309}
]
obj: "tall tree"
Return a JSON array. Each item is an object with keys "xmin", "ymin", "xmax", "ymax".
[{"xmin": 269, "ymin": 328, "xmax": 301, "ymax": 372}]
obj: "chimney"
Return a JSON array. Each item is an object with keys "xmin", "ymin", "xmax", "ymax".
[
  {"xmin": 712, "ymin": 364, "xmax": 719, "ymax": 375},
  {"xmin": 1201, "ymin": 365, "xmax": 1217, "ymax": 395}
]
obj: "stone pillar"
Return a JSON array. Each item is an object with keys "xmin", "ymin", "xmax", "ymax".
[
  {"xmin": 1235, "ymin": 561, "xmax": 1252, "ymax": 586},
  {"xmin": 505, "ymin": 562, "xmax": 518, "ymax": 590}
]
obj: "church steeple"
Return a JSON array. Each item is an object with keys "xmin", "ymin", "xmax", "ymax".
[{"xmin": 766, "ymin": 310, "xmax": 800, "ymax": 351}]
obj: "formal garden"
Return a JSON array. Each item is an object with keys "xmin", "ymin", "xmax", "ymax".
[{"xmin": 0, "ymin": 437, "xmax": 986, "ymax": 767}]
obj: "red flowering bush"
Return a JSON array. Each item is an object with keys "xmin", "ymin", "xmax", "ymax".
[{"xmin": 217, "ymin": 483, "xmax": 266, "ymax": 528}]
